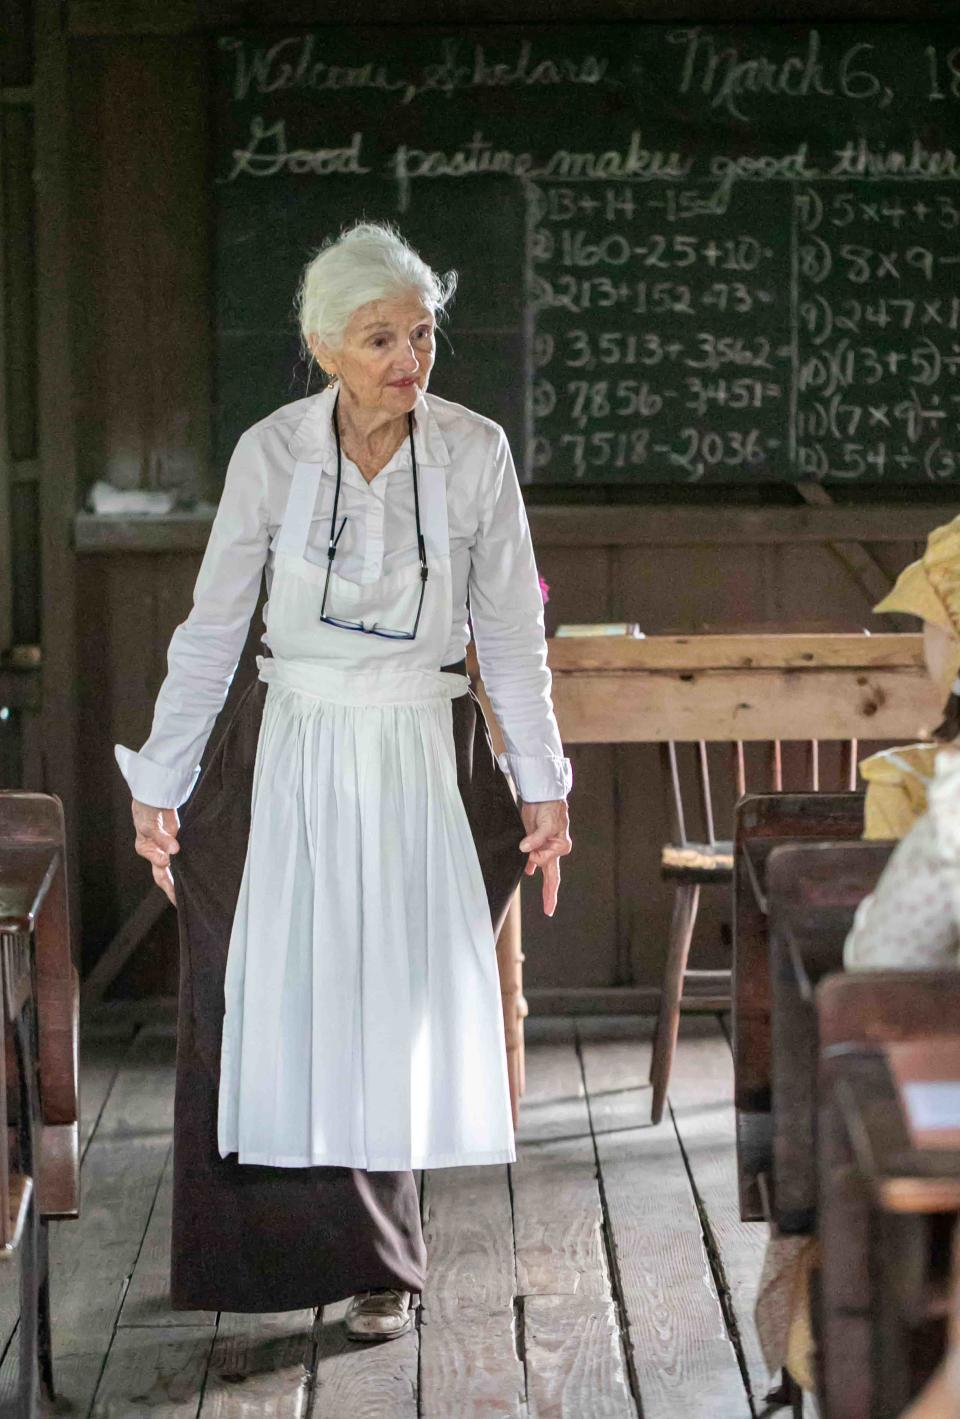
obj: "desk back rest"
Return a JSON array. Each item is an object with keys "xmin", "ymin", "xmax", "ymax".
[
  {"xmin": 817, "ymin": 970, "xmax": 960, "ymax": 1051},
  {"xmin": 765, "ymin": 840, "xmax": 895, "ymax": 1231},
  {"xmin": 0, "ymin": 792, "xmax": 78, "ymax": 1128},
  {"xmin": 767, "ymin": 839, "xmax": 894, "ymax": 934},
  {"xmin": 735, "ymin": 791, "xmax": 866, "ymax": 849},
  {"xmin": 733, "ymin": 793, "xmax": 866, "ymax": 1093}
]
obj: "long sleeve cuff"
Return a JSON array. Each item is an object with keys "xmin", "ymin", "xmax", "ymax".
[
  {"xmin": 114, "ymin": 744, "xmax": 201, "ymax": 810},
  {"xmin": 497, "ymin": 750, "xmax": 573, "ymax": 803}
]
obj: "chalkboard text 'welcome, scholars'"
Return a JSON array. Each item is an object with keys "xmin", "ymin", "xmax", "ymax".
[{"xmin": 222, "ymin": 35, "xmax": 608, "ymax": 106}]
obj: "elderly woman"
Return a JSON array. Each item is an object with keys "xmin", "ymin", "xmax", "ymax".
[{"xmin": 115, "ymin": 221, "xmax": 573, "ymax": 1341}]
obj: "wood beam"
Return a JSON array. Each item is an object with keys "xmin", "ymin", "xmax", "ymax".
[
  {"xmin": 73, "ymin": 503, "xmax": 959, "ymax": 554},
  {"xmin": 36, "ymin": 0, "xmax": 82, "ymax": 956},
  {"xmin": 67, "ymin": 0, "xmax": 960, "ymax": 35}
]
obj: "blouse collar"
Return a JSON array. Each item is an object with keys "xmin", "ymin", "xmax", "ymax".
[{"xmin": 285, "ymin": 383, "xmax": 451, "ymax": 470}]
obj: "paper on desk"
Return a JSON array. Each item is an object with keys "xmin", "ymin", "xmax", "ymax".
[
  {"xmin": 902, "ymin": 1083, "xmax": 960, "ymax": 1131},
  {"xmin": 87, "ymin": 480, "xmax": 177, "ymax": 515},
  {"xmin": 555, "ymin": 623, "xmax": 644, "ymax": 637},
  {"xmin": 886, "ymin": 1038, "xmax": 960, "ymax": 1150}
]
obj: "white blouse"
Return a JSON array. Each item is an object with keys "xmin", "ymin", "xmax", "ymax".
[
  {"xmin": 114, "ymin": 385, "xmax": 573, "ymax": 811},
  {"xmin": 844, "ymin": 748, "xmax": 960, "ymax": 971}
]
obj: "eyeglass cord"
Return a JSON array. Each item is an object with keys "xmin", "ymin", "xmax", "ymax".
[{"xmin": 324, "ymin": 388, "xmax": 429, "ymax": 637}]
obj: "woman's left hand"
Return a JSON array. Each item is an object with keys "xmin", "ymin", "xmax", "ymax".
[{"xmin": 519, "ymin": 799, "xmax": 572, "ymax": 917}]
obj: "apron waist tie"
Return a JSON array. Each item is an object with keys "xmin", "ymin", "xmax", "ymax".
[{"xmin": 256, "ymin": 654, "xmax": 471, "ymax": 707}]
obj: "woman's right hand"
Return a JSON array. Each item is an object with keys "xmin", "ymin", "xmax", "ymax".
[{"xmin": 131, "ymin": 799, "xmax": 181, "ymax": 906}]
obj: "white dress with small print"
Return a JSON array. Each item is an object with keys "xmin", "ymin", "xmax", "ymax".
[{"xmin": 844, "ymin": 749, "xmax": 960, "ymax": 971}]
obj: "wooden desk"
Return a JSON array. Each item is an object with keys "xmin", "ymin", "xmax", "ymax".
[
  {"xmin": 0, "ymin": 792, "xmax": 81, "ymax": 1413},
  {"xmin": 819, "ymin": 1039, "xmax": 960, "ymax": 1419},
  {"xmin": 765, "ymin": 841, "xmax": 894, "ymax": 1233},
  {"xmin": 546, "ymin": 634, "xmax": 941, "ymax": 745},
  {"xmin": 732, "ymin": 795, "xmax": 866, "ymax": 1222}
]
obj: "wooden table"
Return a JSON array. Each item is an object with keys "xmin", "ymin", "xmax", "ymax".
[
  {"xmin": 470, "ymin": 633, "xmax": 937, "ymax": 1121},
  {"xmin": 546, "ymin": 633, "xmax": 942, "ymax": 744}
]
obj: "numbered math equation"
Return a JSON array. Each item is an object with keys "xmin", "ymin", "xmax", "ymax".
[
  {"xmin": 524, "ymin": 178, "xmax": 960, "ymax": 484},
  {"xmin": 793, "ymin": 183, "xmax": 960, "ymax": 483}
]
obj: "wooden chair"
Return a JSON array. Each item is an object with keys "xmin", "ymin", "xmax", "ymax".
[
  {"xmin": 649, "ymin": 736, "xmax": 860, "ymax": 1125},
  {"xmin": 0, "ymin": 792, "xmax": 81, "ymax": 1413}
]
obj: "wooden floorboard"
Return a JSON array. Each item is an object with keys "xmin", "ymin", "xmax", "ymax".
[
  {"xmin": 201, "ymin": 1309, "xmax": 315, "ymax": 1417},
  {"xmin": 578, "ymin": 1016, "xmax": 752, "ymax": 1419},
  {"xmin": 78, "ymin": 1025, "xmax": 140, "ymax": 1157},
  {"xmin": 13, "ymin": 1026, "xmax": 177, "ymax": 1414},
  {"xmin": 419, "ymin": 1163, "xmax": 526, "ymax": 1418},
  {"xmin": 666, "ymin": 1016, "xmax": 770, "ymax": 1412},
  {"xmin": 0, "ymin": 1029, "xmax": 139, "ymax": 1402},
  {"xmin": 117, "ymin": 1146, "xmax": 215, "ymax": 1331},
  {"xmin": 0, "ymin": 1017, "xmax": 773, "ymax": 1417},
  {"xmin": 312, "ymin": 1297, "xmax": 418, "ymax": 1419},
  {"xmin": 513, "ymin": 1018, "xmax": 611, "ymax": 1300},
  {"xmin": 88, "ymin": 1325, "xmax": 214, "ymax": 1418},
  {"xmin": 512, "ymin": 1017, "xmax": 636, "ymax": 1418}
]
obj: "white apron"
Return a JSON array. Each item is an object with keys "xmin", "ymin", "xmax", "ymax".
[{"xmin": 216, "ymin": 445, "xmax": 518, "ymax": 1170}]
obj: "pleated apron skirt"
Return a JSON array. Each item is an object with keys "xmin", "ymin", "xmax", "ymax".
[{"xmin": 167, "ymin": 448, "xmax": 527, "ymax": 1313}]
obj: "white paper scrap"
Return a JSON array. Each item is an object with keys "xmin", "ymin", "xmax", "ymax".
[{"xmin": 902, "ymin": 1081, "xmax": 960, "ymax": 1132}]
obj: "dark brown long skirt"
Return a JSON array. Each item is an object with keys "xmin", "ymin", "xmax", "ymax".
[{"xmin": 168, "ymin": 657, "xmax": 526, "ymax": 1313}]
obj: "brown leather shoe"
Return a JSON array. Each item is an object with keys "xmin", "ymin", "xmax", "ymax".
[{"xmin": 344, "ymin": 1287, "xmax": 414, "ymax": 1341}]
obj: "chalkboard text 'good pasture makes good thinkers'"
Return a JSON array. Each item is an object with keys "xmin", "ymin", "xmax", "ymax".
[{"xmin": 214, "ymin": 25, "xmax": 960, "ymax": 489}]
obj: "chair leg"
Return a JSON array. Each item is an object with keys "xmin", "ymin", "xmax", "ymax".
[
  {"xmin": 649, "ymin": 883, "xmax": 701, "ymax": 1124},
  {"xmin": 13, "ymin": 1010, "xmax": 39, "ymax": 1419},
  {"xmin": 18, "ymin": 1191, "xmax": 38, "ymax": 1419},
  {"xmin": 37, "ymin": 1221, "xmax": 53, "ymax": 1400},
  {"xmin": 764, "ymin": 1369, "xmax": 804, "ymax": 1414},
  {"xmin": 649, "ymin": 882, "xmax": 701, "ymax": 1083}
]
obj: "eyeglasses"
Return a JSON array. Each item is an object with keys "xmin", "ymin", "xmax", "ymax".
[{"xmin": 319, "ymin": 389, "xmax": 429, "ymax": 640}]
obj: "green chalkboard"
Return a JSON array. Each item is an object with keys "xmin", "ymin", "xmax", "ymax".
[{"xmin": 213, "ymin": 23, "xmax": 960, "ymax": 486}]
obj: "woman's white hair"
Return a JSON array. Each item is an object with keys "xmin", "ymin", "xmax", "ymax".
[{"xmin": 294, "ymin": 220, "xmax": 457, "ymax": 374}]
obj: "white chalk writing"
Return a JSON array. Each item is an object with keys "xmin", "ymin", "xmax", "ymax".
[
  {"xmin": 221, "ymin": 34, "xmax": 608, "ymax": 107},
  {"xmin": 670, "ymin": 27, "xmax": 894, "ymax": 121}
]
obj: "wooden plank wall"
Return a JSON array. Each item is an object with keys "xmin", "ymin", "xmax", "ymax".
[
  {"xmin": 77, "ymin": 519, "xmax": 926, "ymax": 999},
  {"xmin": 67, "ymin": 23, "xmax": 938, "ymax": 1000}
]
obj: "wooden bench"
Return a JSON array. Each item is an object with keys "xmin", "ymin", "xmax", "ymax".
[
  {"xmin": 0, "ymin": 792, "xmax": 81, "ymax": 1413},
  {"xmin": 816, "ymin": 974, "xmax": 960, "ymax": 1419},
  {"xmin": 732, "ymin": 792, "xmax": 865, "ymax": 1220}
]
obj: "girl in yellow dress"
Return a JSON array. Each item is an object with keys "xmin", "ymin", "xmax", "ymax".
[{"xmin": 860, "ymin": 512, "xmax": 960, "ymax": 840}]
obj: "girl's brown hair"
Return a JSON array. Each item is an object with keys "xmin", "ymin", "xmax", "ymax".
[{"xmin": 933, "ymin": 684, "xmax": 960, "ymax": 742}]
